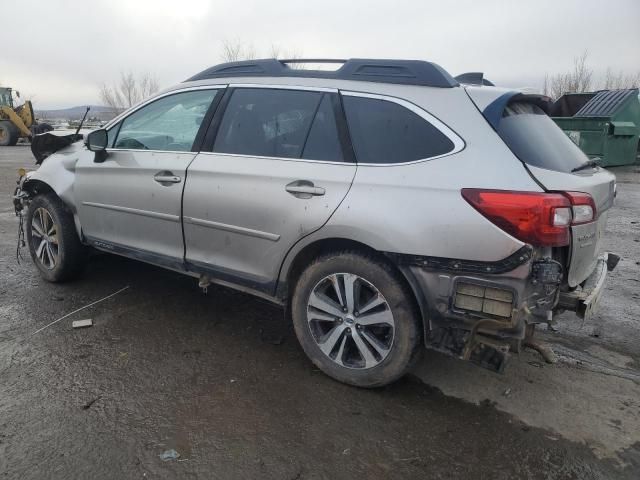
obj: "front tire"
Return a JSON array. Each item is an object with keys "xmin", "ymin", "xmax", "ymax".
[
  {"xmin": 292, "ymin": 251, "xmax": 422, "ymax": 387},
  {"xmin": 26, "ymin": 193, "xmax": 86, "ymax": 282},
  {"xmin": 0, "ymin": 120, "xmax": 19, "ymax": 146}
]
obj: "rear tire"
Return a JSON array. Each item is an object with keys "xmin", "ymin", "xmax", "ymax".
[
  {"xmin": 26, "ymin": 193, "xmax": 87, "ymax": 282},
  {"xmin": 291, "ymin": 251, "xmax": 422, "ymax": 387},
  {"xmin": 0, "ymin": 120, "xmax": 19, "ymax": 146}
]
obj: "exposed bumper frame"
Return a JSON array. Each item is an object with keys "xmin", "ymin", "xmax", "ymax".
[{"xmin": 558, "ymin": 252, "xmax": 619, "ymax": 321}]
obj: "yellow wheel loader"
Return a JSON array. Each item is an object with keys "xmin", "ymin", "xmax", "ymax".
[{"xmin": 0, "ymin": 87, "xmax": 52, "ymax": 146}]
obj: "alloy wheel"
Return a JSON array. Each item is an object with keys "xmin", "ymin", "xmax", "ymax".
[
  {"xmin": 31, "ymin": 207, "xmax": 59, "ymax": 270},
  {"xmin": 306, "ymin": 273, "xmax": 395, "ymax": 369}
]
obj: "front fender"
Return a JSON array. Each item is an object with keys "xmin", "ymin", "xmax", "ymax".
[{"xmin": 20, "ymin": 141, "xmax": 86, "ymax": 239}]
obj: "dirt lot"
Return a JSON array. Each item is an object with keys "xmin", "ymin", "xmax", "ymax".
[{"xmin": 1, "ymin": 145, "xmax": 639, "ymax": 479}]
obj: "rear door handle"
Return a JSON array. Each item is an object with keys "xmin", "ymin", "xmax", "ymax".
[
  {"xmin": 285, "ymin": 180, "xmax": 325, "ymax": 198},
  {"xmin": 154, "ymin": 171, "xmax": 181, "ymax": 185}
]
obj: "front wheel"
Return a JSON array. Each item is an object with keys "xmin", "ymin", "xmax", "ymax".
[
  {"xmin": 25, "ymin": 193, "xmax": 87, "ymax": 282},
  {"xmin": 291, "ymin": 251, "xmax": 422, "ymax": 387}
]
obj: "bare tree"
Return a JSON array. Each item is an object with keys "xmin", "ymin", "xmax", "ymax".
[
  {"xmin": 602, "ymin": 68, "xmax": 640, "ymax": 90},
  {"xmin": 220, "ymin": 40, "xmax": 303, "ymax": 67},
  {"xmin": 221, "ymin": 39, "xmax": 257, "ymax": 62},
  {"xmin": 100, "ymin": 72, "xmax": 159, "ymax": 111},
  {"xmin": 542, "ymin": 51, "xmax": 594, "ymax": 99}
]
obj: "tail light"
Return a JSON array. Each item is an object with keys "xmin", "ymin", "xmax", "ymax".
[
  {"xmin": 461, "ymin": 189, "xmax": 596, "ymax": 247},
  {"xmin": 563, "ymin": 191, "xmax": 596, "ymax": 224}
]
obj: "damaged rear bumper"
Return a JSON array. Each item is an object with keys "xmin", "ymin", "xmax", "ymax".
[
  {"xmin": 394, "ymin": 250, "xmax": 619, "ymax": 374},
  {"xmin": 558, "ymin": 252, "xmax": 619, "ymax": 322}
]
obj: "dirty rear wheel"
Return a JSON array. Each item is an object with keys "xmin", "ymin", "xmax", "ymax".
[
  {"xmin": 0, "ymin": 120, "xmax": 19, "ymax": 146},
  {"xmin": 26, "ymin": 193, "xmax": 87, "ymax": 282},
  {"xmin": 292, "ymin": 251, "xmax": 422, "ymax": 388}
]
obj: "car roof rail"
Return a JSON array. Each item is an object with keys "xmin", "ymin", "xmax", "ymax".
[{"xmin": 185, "ymin": 58, "xmax": 459, "ymax": 88}]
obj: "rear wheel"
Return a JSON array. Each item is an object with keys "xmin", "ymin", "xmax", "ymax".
[
  {"xmin": 26, "ymin": 193, "xmax": 87, "ymax": 282},
  {"xmin": 0, "ymin": 120, "xmax": 19, "ymax": 146},
  {"xmin": 292, "ymin": 251, "xmax": 422, "ymax": 387}
]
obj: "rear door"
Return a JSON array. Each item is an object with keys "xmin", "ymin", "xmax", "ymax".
[
  {"xmin": 495, "ymin": 100, "xmax": 616, "ymax": 286},
  {"xmin": 75, "ymin": 88, "xmax": 221, "ymax": 266},
  {"xmin": 182, "ymin": 86, "xmax": 356, "ymax": 293}
]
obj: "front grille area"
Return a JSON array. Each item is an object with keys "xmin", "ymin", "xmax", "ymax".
[{"xmin": 454, "ymin": 282, "xmax": 514, "ymax": 319}]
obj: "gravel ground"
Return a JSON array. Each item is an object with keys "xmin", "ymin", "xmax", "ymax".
[{"xmin": 1, "ymin": 145, "xmax": 639, "ymax": 479}]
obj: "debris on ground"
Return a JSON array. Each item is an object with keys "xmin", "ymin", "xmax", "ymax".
[
  {"xmin": 72, "ymin": 319, "xmax": 93, "ymax": 329},
  {"xmin": 502, "ymin": 388, "xmax": 512, "ymax": 397},
  {"xmin": 160, "ymin": 449, "xmax": 180, "ymax": 461},
  {"xmin": 31, "ymin": 286, "xmax": 129, "ymax": 336},
  {"xmin": 82, "ymin": 396, "xmax": 100, "ymax": 410}
]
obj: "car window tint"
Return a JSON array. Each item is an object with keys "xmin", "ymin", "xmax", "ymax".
[
  {"xmin": 343, "ymin": 96, "xmax": 454, "ymax": 164},
  {"xmin": 214, "ymin": 88, "xmax": 328, "ymax": 159},
  {"xmin": 302, "ymin": 94, "xmax": 343, "ymax": 161},
  {"xmin": 498, "ymin": 102, "xmax": 587, "ymax": 173},
  {"xmin": 114, "ymin": 90, "xmax": 217, "ymax": 152}
]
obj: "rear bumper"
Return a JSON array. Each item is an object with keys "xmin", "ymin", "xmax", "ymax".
[{"xmin": 558, "ymin": 252, "xmax": 619, "ymax": 321}]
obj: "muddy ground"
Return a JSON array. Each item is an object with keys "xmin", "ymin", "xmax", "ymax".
[{"xmin": 1, "ymin": 145, "xmax": 639, "ymax": 479}]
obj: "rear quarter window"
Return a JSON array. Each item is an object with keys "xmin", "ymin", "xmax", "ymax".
[{"xmin": 342, "ymin": 95, "xmax": 456, "ymax": 164}]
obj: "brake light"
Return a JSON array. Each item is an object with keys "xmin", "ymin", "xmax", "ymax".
[{"xmin": 461, "ymin": 189, "xmax": 572, "ymax": 246}]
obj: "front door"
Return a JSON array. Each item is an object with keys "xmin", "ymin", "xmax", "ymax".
[
  {"xmin": 75, "ymin": 88, "xmax": 221, "ymax": 267},
  {"xmin": 183, "ymin": 87, "xmax": 356, "ymax": 293}
]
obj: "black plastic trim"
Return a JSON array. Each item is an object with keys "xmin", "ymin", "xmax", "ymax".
[
  {"xmin": 191, "ymin": 88, "xmax": 226, "ymax": 152},
  {"xmin": 186, "ymin": 58, "xmax": 459, "ymax": 88},
  {"xmin": 386, "ymin": 245, "xmax": 533, "ymax": 275},
  {"xmin": 200, "ymin": 87, "xmax": 234, "ymax": 152},
  {"xmin": 332, "ymin": 92, "xmax": 357, "ymax": 164},
  {"xmin": 185, "ymin": 258, "xmax": 276, "ymax": 296},
  {"xmin": 85, "ymin": 235, "xmax": 186, "ymax": 272}
]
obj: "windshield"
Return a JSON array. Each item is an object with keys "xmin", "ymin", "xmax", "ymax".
[{"xmin": 497, "ymin": 102, "xmax": 588, "ymax": 173}]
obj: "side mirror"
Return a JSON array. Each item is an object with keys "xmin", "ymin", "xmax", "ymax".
[
  {"xmin": 87, "ymin": 129, "xmax": 108, "ymax": 151},
  {"xmin": 86, "ymin": 129, "xmax": 109, "ymax": 163}
]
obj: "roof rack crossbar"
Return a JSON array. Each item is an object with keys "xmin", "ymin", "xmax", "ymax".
[
  {"xmin": 279, "ymin": 58, "xmax": 348, "ymax": 64},
  {"xmin": 185, "ymin": 58, "xmax": 459, "ymax": 88}
]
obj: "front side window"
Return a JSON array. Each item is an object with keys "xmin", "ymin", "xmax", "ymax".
[
  {"xmin": 343, "ymin": 95, "xmax": 455, "ymax": 164},
  {"xmin": 214, "ymin": 88, "xmax": 343, "ymax": 161},
  {"xmin": 113, "ymin": 89, "xmax": 218, "ymax": 152}
]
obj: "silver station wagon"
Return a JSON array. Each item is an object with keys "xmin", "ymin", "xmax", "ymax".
[{"xmin": 14, "ymin": 58, "xmax": 618, "ymax": 387}]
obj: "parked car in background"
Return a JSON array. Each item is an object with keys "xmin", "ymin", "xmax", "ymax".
[{"xmin": 14, "ymin": 58, "xmax": 619, "ymax": 387}]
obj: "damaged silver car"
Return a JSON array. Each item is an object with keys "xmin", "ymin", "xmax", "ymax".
[{"xmin": 13, "ymin": 59, "xmax": 619, "ymax": 387}]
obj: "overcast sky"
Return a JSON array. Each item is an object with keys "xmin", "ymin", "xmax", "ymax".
[{"xmin": 3, "ymin": 0, "xmax": 639, "ymax": 109}]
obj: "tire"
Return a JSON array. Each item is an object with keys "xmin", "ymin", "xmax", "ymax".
[
  {"xmin": 291, "ymin": 251, "xmax": 422, "ymax": 387},
  {"xmin": 25, "ymin": 193, "xmax": 87, "ymax": 282},
  {"xmin": 0, "ymin": 120, "xmax": 19, "ymax": 146}
]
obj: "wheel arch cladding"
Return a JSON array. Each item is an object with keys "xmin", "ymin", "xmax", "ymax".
[
  {"xmin": 23, "ymin": 179, "xmax": 83, "ymax": 240},
  {"xmin": 280, "ymin": 237, "xmax": 426, "ymax": 330}
]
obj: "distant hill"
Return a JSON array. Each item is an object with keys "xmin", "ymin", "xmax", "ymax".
[{"xmin": 36, "ymin": 105, "xmax": 119, "ymax": 121}]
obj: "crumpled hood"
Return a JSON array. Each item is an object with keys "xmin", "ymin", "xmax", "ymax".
[{"xmin": 31, "ymin": 132, "xmax": 84, "ymax": 164}]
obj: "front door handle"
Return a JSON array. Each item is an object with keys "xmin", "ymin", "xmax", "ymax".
[
  {"xmin": 285, "ymin": 180, "xmax": 326, "ymax": 199},
  {"xmin": 154, "ymin": 171, "xmax": 181, "ymax": 185}
]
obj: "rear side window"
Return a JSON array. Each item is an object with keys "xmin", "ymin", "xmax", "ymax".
[
  {"xmin": 342, "ymin": 95, "xmax": 455, "ymax": 164},
  {"xmin": 214, "ymin": 89, "xmax": 344, "ymax": 161},
  {"xmin": 498, "ymin": 102, "xmax": 588, "ymax": 173}
]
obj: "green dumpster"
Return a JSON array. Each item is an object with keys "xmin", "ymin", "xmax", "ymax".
[{"xmin": 551, "ymin": 88, "xmax": 640, "ymax": 167}]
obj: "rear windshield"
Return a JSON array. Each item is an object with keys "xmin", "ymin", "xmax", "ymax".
[{"xmin": 497, "ymin": 102, "xmax": 588, "ymax": 173}]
